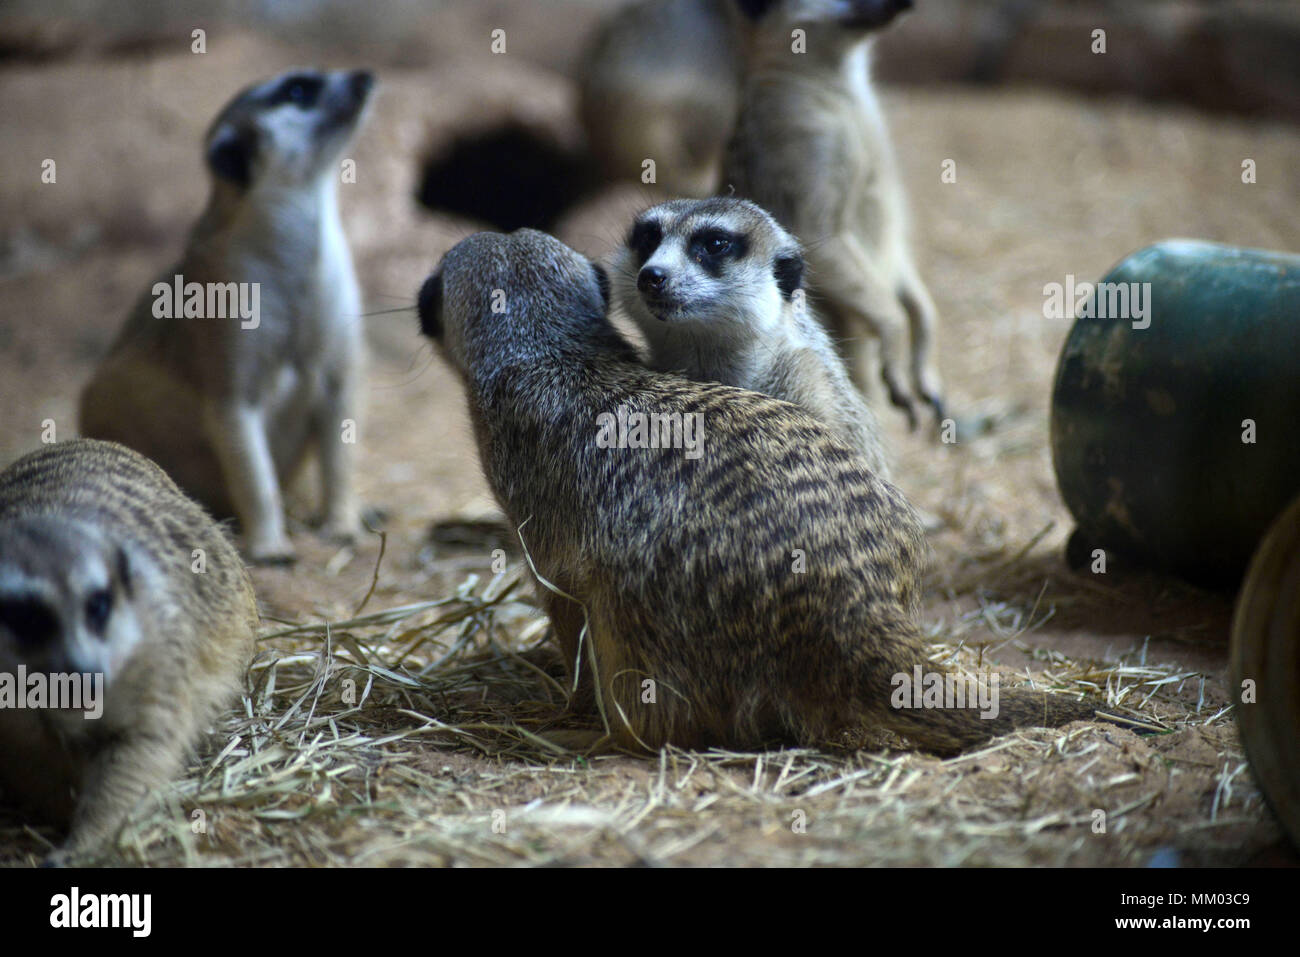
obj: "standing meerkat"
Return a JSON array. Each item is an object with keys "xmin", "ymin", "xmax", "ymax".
[
  {"xmin": 0, "ymin": 440, "xmax": 257, "ymax": 863},
  {"xmin": 418, "ymin": 229, "xmax": 1095, "ymax": 753},
  {"xmin": 79, "ymin": 68, "xmax": 375, "ymax": 563},
  {"xmin": 725, "ymin": 0, "xmax": 944, "ymax": 427},
  {"xmin": 579, "ymin": 0, "xmax": 742, "ymax": 197},
  {"xmin": 612, "ymin": 196, "xmax": 890, "ymax": 479}
]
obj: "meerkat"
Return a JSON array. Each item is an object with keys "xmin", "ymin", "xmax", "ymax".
[
  {"xmin": 417, "ymin": 228, "xmax": 1096, "ymax": 754},
  {"xmin": 0, "ymin": 440, "xmax": 257, "ymax": 863},
  {"xmin": 724, "ymin": 0, "xmax": 944, "ymax": 427},
  {"xmin": 79, "ymin": 68, "xmax": 375, "ymax": 563},
  {"xmin": 578, "ymin": 0, "xmax": 742, "ymax": 197},
  {"xmin": 612, "ymin": 196, "xmax": 890, "ymax": 479}
]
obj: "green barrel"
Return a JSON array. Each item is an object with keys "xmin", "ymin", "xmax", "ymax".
[{"xmin": 1051, "ymin": 240, "xmax": 1300, "ymax": 586}]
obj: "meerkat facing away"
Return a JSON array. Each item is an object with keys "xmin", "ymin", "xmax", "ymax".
[
  {"xmin": 0, "ymin": 440, "xmax": 257, "ymax": 863},
  {"xmin": 579, "ymin": 0, "xmax": 742, "ymax": 197},
  {"xmin": 725, "ymin": 0, "xmax": 944, "ymax": 428},
  {"xmin": 613, "ymin": 196, "xmax": 890, "ymax": 479},
  {"xmin": 418, "ymin": 228, "xmax": 1096, "ymax": 753},
  {"xmin": 79, "ymin": 69, "xmax": 375, "ymax": 563}
]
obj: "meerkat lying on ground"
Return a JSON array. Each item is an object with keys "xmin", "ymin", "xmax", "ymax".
[
  {"xmin": 417, "ymin": 228, "xmax": 1096, "ymax": 754},
  {"xmin": 79, "ymin": 68, "xmax": 374, "ymax": 563},
  {"xmin": 0, "ymin": 440, "xmax": 257, "ymax": 864},
  {"xmin": 725, "ymin": 0, "xmax": 944, "ymax": 428},
  {"xmin": 613, "ymin": 196, "xmax": 890, "ymax": 479},
  {"xmin": 578, "ymin": 0, "xmax": 742, "ymax": 197}
]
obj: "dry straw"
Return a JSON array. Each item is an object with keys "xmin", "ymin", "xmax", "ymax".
[{"xmin": 0, "ymin": 555, "xmax": 1275, "ymax": 867}]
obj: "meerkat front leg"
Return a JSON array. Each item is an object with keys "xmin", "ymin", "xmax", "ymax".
[
  {"xmin": 896, "ymin": 257, "xmax": 945, "ymax": 420},
  {"xmin": 812, "ymin": 235, "xmax": 920, "ymax": 428},
  {"xmin": 47, "ymin": 730, "xmax": 187, "ymax": 865},
  {"xmin": 203, "ymin": 400, "xmax": 295, "ymax": 564},
  {"xmin": 315, "ymin": 363, "xmax": 362, "ymax": 543}
]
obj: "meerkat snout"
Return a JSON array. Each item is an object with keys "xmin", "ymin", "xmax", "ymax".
[
  {"xmin": 636, "ymin": 265, "xmax": 669, "ymax": 301},
  {"xmin": 205, "ymin": 68, "xmax": 376, "ymax": 188},
  {"xmin": 618, "ymin": 200, "xmax": 798, "ymax": 328},
  {"xmin": 0, "ymin": 520, "xmax": 141, "ymax": 682}
]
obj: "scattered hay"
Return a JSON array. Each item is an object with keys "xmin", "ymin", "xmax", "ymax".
[{"xmin": 0, "ymin": 554, "xmax": 1282, "ymax": 867}]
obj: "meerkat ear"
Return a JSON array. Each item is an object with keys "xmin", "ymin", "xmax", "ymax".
[
  {"xmin": 206, "ymin": 124, "xmax": 255, "ymax": 187},
  {"xmin": 735, "ymin": 0, "xmax": 781, "ymax": 21},
  {"xmin": 591, "ymin": 262, "xmax": 612, "ymax": 312},
  {"xmin": 774, "ymin": 253, "xmax": 805, "ymax": 301},
  {"xmin": 417, "ymin": 270, "xmax": 444, "ymax": 340}
]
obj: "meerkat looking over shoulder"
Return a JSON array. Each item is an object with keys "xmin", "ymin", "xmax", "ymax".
[
  {"xmin": 613, "ymin": 196, "xmax": 890, "ymax": 479},
  {"xmin": 418, "ymin": 228, "xmax": 1098, "ymax": 754},
  {"xmin": 725, "ymin": 0, "xmax": 944, "ymax": 428},
  {"xmin": 0, "ymin": 440, "xmax": 257, "ymax": 863},
  {"xmin": 79, "ymin": 69, "xmax": 375, "ymax": 564}
]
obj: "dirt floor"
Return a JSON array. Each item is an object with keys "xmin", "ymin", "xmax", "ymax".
[{"xmin": 1, "ymin": 29, "xmax": 1298, "ymax": 866}]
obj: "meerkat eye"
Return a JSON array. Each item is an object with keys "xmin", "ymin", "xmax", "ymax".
[
  {"xmin": 627, "ymin": 221, "xmax": 662, "ymax": 265},
  {"xmin": 272, "ymin": 75, "xmax": 324, "ymax": 109},
  {"xmin": 690, "ymin": 230, "xmax": 743, "ymax": 267},
  {"xmin": 84, "ymin": 588, "xmax": 113, "ymax": 636}
]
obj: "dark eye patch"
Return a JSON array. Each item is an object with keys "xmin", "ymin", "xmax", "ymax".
[
  {"xmin": 627, "ymin": 220, "xmax": 663, "ymax": 267},
  {"xmin": 689, "ymin": 228, "xmax": 747, "ymax": 277},
  {"xmin": 0, "ymin": 597, "xmax": 59, "ymax": 649},
  {"xmin": 269, "ymin": 74, "xmax": 325, "ymax": 110}
]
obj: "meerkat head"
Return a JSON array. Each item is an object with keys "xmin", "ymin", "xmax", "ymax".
[
  {"xmin": 0, "ymin": 518, "xmax": 147, "ymax": 685},
  {"xmin": 733, "ymin": 0, "xmax": 912, "ymax": 43},
  {"xmin": 418, "ymin": 229, "xmax": 615, "ymax": 379},
  {"xmin": 203, "ymin": 68, "xmax": 375, "ymax": 191},
  {"xmin": 613, "ymin": 197, "xmax": 804, "ymax": 339}
]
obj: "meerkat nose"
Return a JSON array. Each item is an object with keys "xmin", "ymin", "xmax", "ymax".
[{"xmin": 637, "ymin": 266, "xmax": 669, "ymax": 296}]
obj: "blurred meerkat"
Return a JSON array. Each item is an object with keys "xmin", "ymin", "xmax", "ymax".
[
  {"xmin": 0, "ymin": 440, "xmax": 257, "ymax": 863},
  {"xmin": 418, "ymin": 228, "xmax": 1095, "ymax": 753},
  {"xmin": 613, "ymin": 196, "xmax": 890, "ymax": 478},
  {"xmin": 579, "ymin": 0, "xmax": 742, "ymax": 196},
  {"xmin": 79, "ymin": 69, "xmax": 375, "ymax": 563},
  {"xmin": 725, "ymin": 0, "xmax": 944, "ymax": 427}
]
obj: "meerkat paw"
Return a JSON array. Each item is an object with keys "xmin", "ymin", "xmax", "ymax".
[
  {"xmin": 319, "ymin": 513, "xmax": 365, "ymax": 545},
  {"xmin": 246, "ymin": 535, "xmax": 297, "ymax": 566}
]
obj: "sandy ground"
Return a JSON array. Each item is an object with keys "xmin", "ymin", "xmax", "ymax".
[{"xmin": 1, "ymin": 29, "xmax": 1298, "ymax": 866}]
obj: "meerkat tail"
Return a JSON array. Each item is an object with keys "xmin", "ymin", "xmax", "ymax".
[{"xmin": 857, "ymin": 616, "xmax": 1098, "ymax": 754}]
